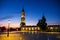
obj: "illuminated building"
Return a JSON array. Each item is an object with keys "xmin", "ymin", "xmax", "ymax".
[
  {"xmin": 20, "ymin": 8, "xmax": 60, "ymax": 31},
  {"xmin": 20, "ymin": 8, "xmax": 40, "ymax": 31},
  {"xmin": 21, "ymin": 26, "xmax": 40, "ymax": 31},
  {"xmin": 48, "ymin": 25, "xmax": 60, "ymax": 32}
]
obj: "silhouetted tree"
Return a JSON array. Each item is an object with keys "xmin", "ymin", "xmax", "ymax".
[
  {"xmin": 0, "ymin": 27, "xmax": 2, "ymax": 31},
  {"xmin": 9, "ymin": 28, "xmax": 13, "ymax": 31},
  {"xmin": 9, "ymin": 28, "xmax": 16, "ymax": 31},
  {"xmin": 1, "ymin": 26, "xmax": 6, "ymax": 32},
  {"xmin": 37, "ymin": 16, "xmax": 47, "ymax": 31},
  {"xmin": 41, "ymin": 16, "xmax": 47, "ymax": 30},
  {"xmin": 37, "ymin": 20, "xmax": 41, "ymax": 27}
]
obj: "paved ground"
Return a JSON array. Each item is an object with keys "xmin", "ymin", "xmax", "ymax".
[{"xmin": 0, "ymin": 31, "xmax": 60, "ymax": 40}]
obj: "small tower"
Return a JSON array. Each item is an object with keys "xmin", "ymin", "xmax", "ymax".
[{"xmin": 20, "ymin": 8, "xmax": 26, "ymax": 26}]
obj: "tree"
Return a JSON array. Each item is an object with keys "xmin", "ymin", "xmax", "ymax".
[
  {"xmin": 37, "ymin": 16, "xmax": 47, "ymax": 31},
  {"xmin": 37, "ymin": 20, "xmax": 41, "ymax": 27},
  {"xmin": 41, "ymin": 16, "xmax": 47, "ymax": 30},
  {"xmin": 1, "ymin": 26, "xmax": 6, "ymax": 32}
]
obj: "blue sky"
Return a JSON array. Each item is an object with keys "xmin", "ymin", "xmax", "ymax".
[{"xmin": 0, "ymin": 0, "xmax": 60, "ymax": 27}]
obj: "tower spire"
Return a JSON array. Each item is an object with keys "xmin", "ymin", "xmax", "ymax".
[
  {"xmin": 20, "ymin": 8, "xmax": 26, "ymax": 26},
  {"xmin": 22, "ymin": 8, "xmax": 24, "ymax": 12}
]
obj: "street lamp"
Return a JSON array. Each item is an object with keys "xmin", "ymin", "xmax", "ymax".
[{"xmin": 7, "ymin": 20, "xmax": 11, "ymax": 37}]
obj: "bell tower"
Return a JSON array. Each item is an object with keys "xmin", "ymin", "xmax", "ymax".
[{"xmin": 20, "ymin": 8, "xmax": 26, "ymax": 26}]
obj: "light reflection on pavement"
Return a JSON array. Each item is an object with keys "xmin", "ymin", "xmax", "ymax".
[{"xmin": 0, "ymin": 31, "xmax": 60, "ymax": 40}]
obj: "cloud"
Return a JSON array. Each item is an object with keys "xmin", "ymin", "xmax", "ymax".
[{"xmin": 0, "ymin": 16, "xmax": 13, "ymax": 21}]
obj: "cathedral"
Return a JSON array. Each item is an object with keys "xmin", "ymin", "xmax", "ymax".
[
  {"xmin": 20, "ymin": 8, "xmax": 40, "ymax": 31},
  {"xmin": 20, "ymin": 8, "xmax": 60, "ymax": 31}
]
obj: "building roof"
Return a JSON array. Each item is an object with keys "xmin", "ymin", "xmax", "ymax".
[
  {"xmin": 21, "ymin": 25, "xmax": 37, "ymax": 27},
  {"xmin": 48, "ymin": 25, "xmax": 60, "ymax": 27}
]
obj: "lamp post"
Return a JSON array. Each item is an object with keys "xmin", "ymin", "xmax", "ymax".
[{"xmin": 7, "ymin": 20, "xmax": 10, "ymax": 37}]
